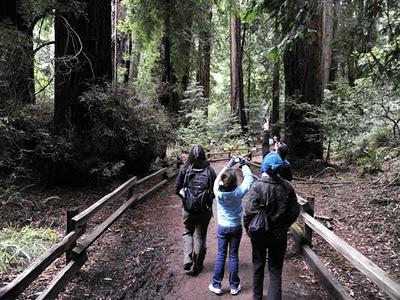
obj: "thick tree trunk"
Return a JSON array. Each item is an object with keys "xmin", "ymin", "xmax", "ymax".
[
  {"xmin": 284, "ymin": 2, "xmax": 323, "ymax": 159},
  {"xmin": 271, "ymin": 60, "xmax": 280, "ymax": 136},
  {"xmin": 0, "ymin": 0, "xmax": 35, "ymax": 104},
  {"xmin": 158, "ymin": 0, "xmax": 180, "ymax": 112},
  {"xmin": 196, "ymin": 10, "xmax": 212, "ymax": 100},
  {"xmin": 230, "ymin": 9, "xmax": 247, "ymax": 130},
  {"xmin": 54, "ymin": 0, "xmax": 112, "ymax": 133}
]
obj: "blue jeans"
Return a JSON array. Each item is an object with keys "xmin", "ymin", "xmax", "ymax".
[{"xmin": 212, "ymin": 225, "xmax": 242, "ymax": 289}]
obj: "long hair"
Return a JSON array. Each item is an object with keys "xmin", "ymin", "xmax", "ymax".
[
  {"xmin": 184, "ymin": 145, "xmax": 208, "ymax": 170},
  {"xmin": 219, "ymin": 169, "xmax": 238, "ymax": 192}
]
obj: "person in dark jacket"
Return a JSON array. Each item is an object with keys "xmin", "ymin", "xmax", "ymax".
[
  {"xmin": 243, "ymin": 153, "xmax": 300, "ymax": 300},
  {"xmin": 261, "ymin": 121, "xmax": 271, "ymax": 158},
  {"xmin": 276, "ymin": 144, "xmax": 293, "ymax": 181},
  {"xmin": 260, "ymin": 143, "xmax": 292, "ymax": 181},
  {"xmin": 176, "ymin": 145, "xmax": 216, "ymax": 275}
]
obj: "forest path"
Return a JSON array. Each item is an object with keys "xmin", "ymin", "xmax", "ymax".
[{"xmin": 58, "ymin": 161, "xmax": 328, "ymax": 299}]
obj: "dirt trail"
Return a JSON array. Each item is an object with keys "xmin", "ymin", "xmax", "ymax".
[{"xmin": 52, "ymin": 161, "xmax": 328, "ymax": 299}]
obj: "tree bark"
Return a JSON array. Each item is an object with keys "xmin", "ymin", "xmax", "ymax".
[
  {"xmin": 54, "ymin": 0, "xmax": 112, "ymax": 133},
  {"xmin": 128, "ymin": 35, "xmax": 139, "ymax": 85},
  {"xmin": 112, "ymin": 0, "xmax": 131, "ymax": 85},
  {"xmin": 271, "ymin": 60, "xmax": 280, "ymax": 136},
  {"xmin": 329, "ymin": 0, "xmax": 340, "ymax": 84},
  {"xmin": 112, "ymin": 0, "xmax": 118, "ymax": 88},
  {"xmin": 230, "ymin": 10, "xmax": 239, "ymax": 115},
  {"xmin": 284, "ymin": 1, "xmax": 323, "ymax": 159},
  {"xmin": 230, "ymin": 7, "xmax": 247, "ymax": 130},
  {"xmin": 322, "ymin": 0, "xmax": 334, "ymax": 87},
  {"xmin": 0, "ymin": 0, "xmax": 35, "ymax": 104},
  {"xmin": 196, "ymin": 9, "xmax": 212, "ymax": 100}
]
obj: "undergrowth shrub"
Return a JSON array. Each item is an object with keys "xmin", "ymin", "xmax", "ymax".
[
  {"xmin": 0, "ymin": 226, "xmax": 56, "ymax": 274},
  {"xmin": 0, "ymin": 87, "xmax": 174, "ymax": 187}
]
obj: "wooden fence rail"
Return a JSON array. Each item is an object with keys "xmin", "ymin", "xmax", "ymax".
[
  {"xmin": 248, "ymin": 158, "xmax": 400, "ymax": 300},
  {"xmin": 0, "ymin": 163, "xmax": 177, "ymax": 300}
]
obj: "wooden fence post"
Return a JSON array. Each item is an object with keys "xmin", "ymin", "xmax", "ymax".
[
  {"xmin": 304, "ymin": 197, "xmax": 315, "ymax": 247},
  {"xmin": 66, "ymin": 208, "xmax": 79, "ymax": 263}
]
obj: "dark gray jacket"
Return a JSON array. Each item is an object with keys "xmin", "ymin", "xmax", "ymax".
[{"xmin": 243, "ymin": 176, "xmax": 300, "ymax": 239}]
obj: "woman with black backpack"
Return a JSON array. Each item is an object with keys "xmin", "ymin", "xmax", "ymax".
[{"xmin": 175, "ymin": 145, "xmax": 216, "ymax": 275}]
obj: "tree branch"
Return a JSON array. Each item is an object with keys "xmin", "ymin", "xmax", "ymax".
[{"xmin": 33, "ymin": 41, "xmax": 55, "ymax": 54}]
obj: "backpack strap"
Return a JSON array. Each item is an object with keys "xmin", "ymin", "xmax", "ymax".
[{"xmin": 182, "ymin": 165, "xmax": 192, "ymax": 188}]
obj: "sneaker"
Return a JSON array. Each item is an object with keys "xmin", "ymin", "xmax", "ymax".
[
  {"xmin": 208, "ymin": 284, "xmax": 222, "ymax": 295},
  {"xmin": 230, "ymin": 284, "xmax": 241, "ymax": 295}
]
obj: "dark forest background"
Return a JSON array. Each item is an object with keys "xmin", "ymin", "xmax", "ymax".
[{"xmin": 0, "ymin": 0, "xmax": 399, "ymax": 187}]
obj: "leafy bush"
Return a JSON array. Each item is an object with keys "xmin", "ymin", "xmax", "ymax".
[
  {"xmin": 0, "ymin": 87, "xmax": 174, "ymax": 187},
  {"xmin": 0, "ymin": 226, "xmax": 56, "ymax": 274},
  {"xmin": 304, "ymin": 79, "xmax": 399, "ymax": 166},
  {"xmin": 35, "ymin": 86, "xmax": 174, "ymax": 185}
]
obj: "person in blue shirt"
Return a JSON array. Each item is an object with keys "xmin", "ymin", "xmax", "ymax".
[
  {"xmin": 261, "ymin": 144, "xmax": 293, "ymax": 181},
  {"xmin": 208, "ymin": 156, "xmax": 254, "ymax": 296}
]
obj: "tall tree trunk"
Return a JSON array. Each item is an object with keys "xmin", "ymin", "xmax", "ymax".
[
  {"xmin": 128, "ymin": 36, "xmax": 139, "ymax": 85},
  {"xmin": 271, "ymin": 60, "xmax": 280, "ymax": 136},
  {"xmin": 112, "ymin": 0, "xmax": 118, "ymax": 88},
  {"xmin": 238, "ymin": 22, "xmax": 247, "ymax": 131},
  {"xmin": 230, "ymin": 10, "xmax": 239, "ymax": 115},
  {"xmin": 54, "ymin": 0, "xmax": 112, "ymax": 133},
  {"xmin": 246, "ymin": 53, "xmax": 251, "ymax": 122},
  {"xmin": 123, "ymin": 34, "xmax": 131, "ymax": 84},
  {"xmin": 0, "ymin": 0, "xmax": 35, "ymax": 104},
  {"xmin": 158, "ymin": 0, "xmax": 179, "ymax": 113},
  {"xmin": 322, "ymin": 0, "xmax": 334, "ymax": 87},
  {"xmin": 112, "ymin": 0, "xmax": 131, "ymax": 85},
  {"xmin": 284, "ymin": 1, "xmax": 323, "ymax": 159},
  {"xmin": 329, "ymin": 0, "xmax": 340, "ymax": 84},
  {"xmin": 230, "ymin": 7, "xmax": 247, "ymax": 130},
  {"xmin": 347, "ymin": 53, "xmax": 356, "ymax": 87},
  {"xmin": 196, "ymin": 9, "xmax": 212, "ymax": 100}
]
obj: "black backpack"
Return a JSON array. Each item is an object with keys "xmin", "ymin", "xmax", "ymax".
[{"xmin": 182, "ymin": 166, "xmax": 213, "ymax": 213}]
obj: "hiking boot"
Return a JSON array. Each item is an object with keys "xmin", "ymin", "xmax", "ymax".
[
  {"xmin": 191, "ymin": 263, "xmax": 203, "ymax": 275},
  {"xmin": 230, "ymin": 284, "xmax": 241, "ymax": 295},
  {"xmin": 183, "ymin": 262, "xmax": 192, "ymax": 271},
  {"xmin": 208, "ymin": 284, "xmax": 222, "ymax": 295}
]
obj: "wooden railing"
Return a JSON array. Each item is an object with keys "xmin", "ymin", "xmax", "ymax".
[
  {"xmin": 0, "ymin": 163, "xmax": 178, "ymax": 300},
  {"xmin": 247, "ymin": 159, "xmax": 400, "ymax": 300}
]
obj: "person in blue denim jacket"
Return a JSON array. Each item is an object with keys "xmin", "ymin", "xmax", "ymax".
[{"xmin": 208, "ymin": 156, "xmax": 254, "ymax": 296}]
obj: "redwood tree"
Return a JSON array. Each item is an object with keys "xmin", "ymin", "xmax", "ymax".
[
  {"xmin": 54, "ymin": 0, "xmax": 112, "ymax": 133},
  {"xmin": 270, "ymin": 60, "xmax": 280, "ymax": 136},
  {"xmin": 284, "ymin": 1, "xmax": 324, "ymax": 159},
  {"xmin": 230, "ymin": 6, "xmax": 247, "ymax": 131},
  {"xmin": 197, "ymin": 9, "xmax": 212, "ymax": 100}
]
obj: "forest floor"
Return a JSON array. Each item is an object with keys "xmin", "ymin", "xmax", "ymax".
[{"xmin": 0, "ymin": 156, "xmax": 399, "ymax": 299}]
